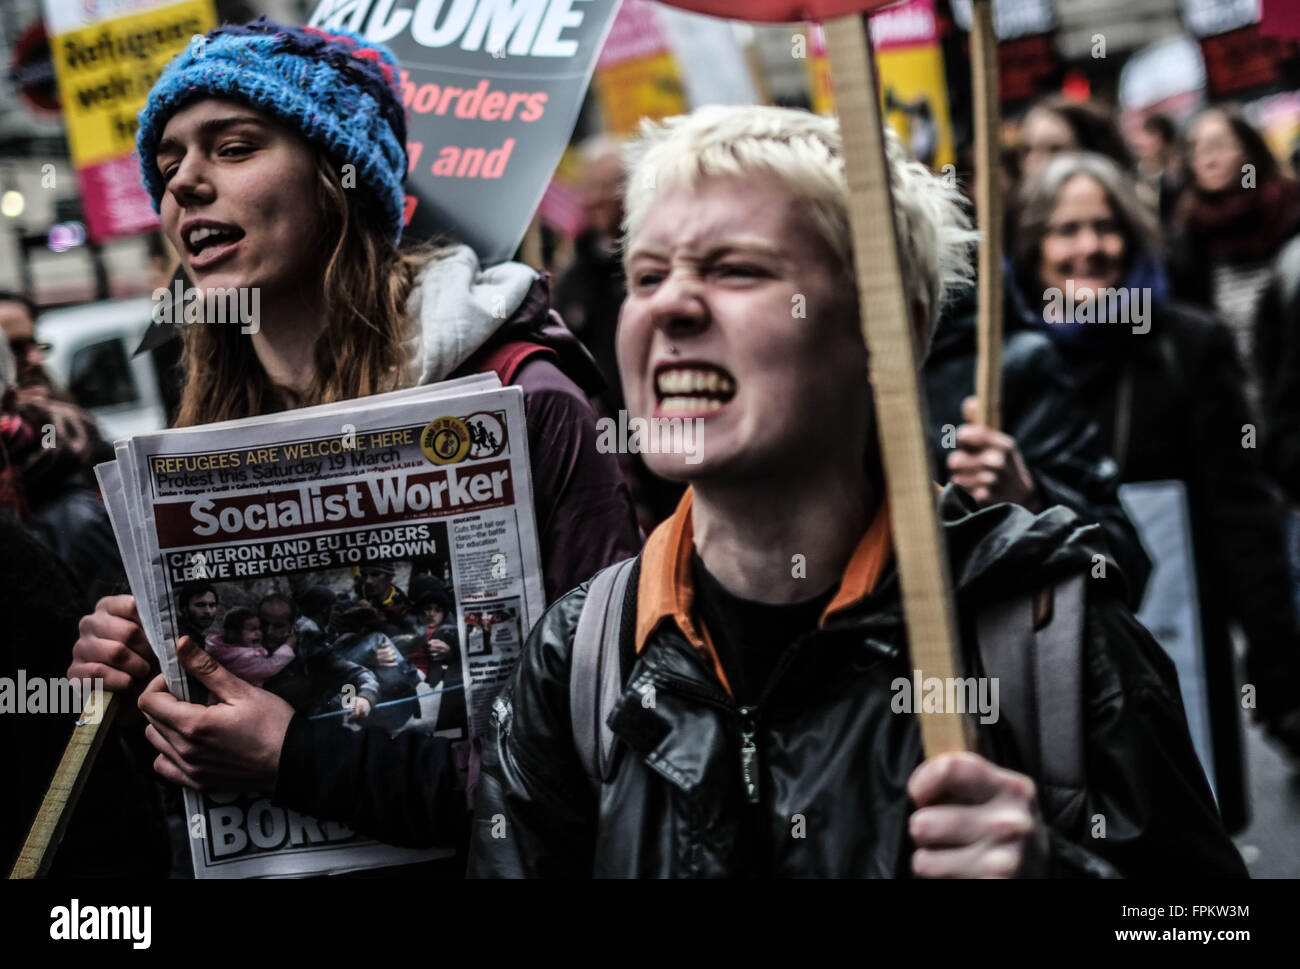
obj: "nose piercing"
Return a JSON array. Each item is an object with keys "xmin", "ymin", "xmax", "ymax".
[{"xmin": 668, "ymin": 344, "xmax": 679, "ymax": 356}]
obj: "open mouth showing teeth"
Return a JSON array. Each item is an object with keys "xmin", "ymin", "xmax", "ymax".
[
  {"xmin": 655, "ymin": 363, "xmax": 736, "ymax": 415},
  {"xmin": 186, "ymin": 225, "xmax": 245, "ymax": 255}
]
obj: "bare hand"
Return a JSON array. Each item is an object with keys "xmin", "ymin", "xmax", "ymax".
[
  {"xmin": 139, "ymin": 636, "xmax": 294, "ymax": 791},
  {"xmin": 947, "ymin": 396, "xmax": 1041, "ymax": 511},
  {"xmin": 907, "ymin": 750, "xmax": 1049, "ymax": 878},
  {"xmin": 345, "ymin": 696, "xmax": 372, "ymax": 722},
  {"xmin": 375, "ymin": 643, "xmax": 399, "ymax": 667},
  {"xmin": 70, "ymin": 596, "xmax": 157, "ymax": 718},
  {"xmin": 426, "ymin": 639, "xmax": 451, "ymax": 662}
]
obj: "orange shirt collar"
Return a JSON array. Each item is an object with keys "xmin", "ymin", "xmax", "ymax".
[
  {"xmin": 634, "ymin": 487, "xmax": 893, "ymax": 696},
  {"xmin": 818, "ymin": 494, "xmax": 893, "ymax": 623}
]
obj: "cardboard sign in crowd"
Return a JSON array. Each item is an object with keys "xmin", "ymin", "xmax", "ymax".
[
  {"xmin": 307, "ymin": 0, "xmax": 621, "ymax": 265},
  {"xmin": 42, "ymin": 0, "xmax": 218, "ymax": 242}
]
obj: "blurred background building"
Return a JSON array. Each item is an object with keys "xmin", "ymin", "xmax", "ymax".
[
  {"xmin": 0, "ymin": 0, "xmax": 315, "ymax": 304},
  {"xmin": 4, "ymin": 1, "xmax": 1298, "ymax": 307}
]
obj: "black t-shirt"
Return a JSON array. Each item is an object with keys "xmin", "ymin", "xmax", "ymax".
[
  {"xmin": 690, "ymin": 554, "xmax": 836, "ymax": 876},
  {"xmin": 690, "ymin": 553, "xmax": 836, "ymax": 707}
]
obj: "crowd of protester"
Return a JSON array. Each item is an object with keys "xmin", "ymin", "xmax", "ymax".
[
  {"xmin": 176, "ymin": 568, "xmax": 462, "ymax": 737},
  {"xmin": 2, "ymin": 16, "xmax": 1298, "ymax": 877}
]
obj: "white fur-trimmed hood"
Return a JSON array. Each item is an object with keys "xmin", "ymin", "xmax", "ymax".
[{"xmin": 405, "ymin": 244, "xmax": 539, "ymax": 385}]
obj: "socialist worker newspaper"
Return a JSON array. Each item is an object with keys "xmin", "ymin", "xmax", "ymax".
[{"xmin": 94, "ymin": 375, "xmax": 545, "ymax": 877}]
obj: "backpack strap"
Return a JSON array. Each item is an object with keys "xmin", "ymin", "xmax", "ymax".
[
  {"xmin": 975, "ymin": 589, "xmax": 1040, "ymax": 769},
  {"xmin": 464, "ymin": 339, "xmax": 558, "ymax": 386},
  {"xmin": 570, "ymin": 557, "xmax": 637, "ymax": 790},
  {"xmin": 975, "ymin": 572, "xmax": 1088, "ymax": 828},
  {"xmin": 1033, "ymin": 574, "xmax": 1086, "ymax": 809}
]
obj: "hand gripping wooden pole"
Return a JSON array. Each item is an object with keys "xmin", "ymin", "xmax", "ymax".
[
  {"xmin": 9, "ymin": 691, "xmax": 119, "ymax": 879},
  {"xmin": 970, "ymin": 0, "xmax": 1004, "ymax": 430},
  {"xmin": 824, "ymin": 14, "xmax": 972, "ymax": 756}
]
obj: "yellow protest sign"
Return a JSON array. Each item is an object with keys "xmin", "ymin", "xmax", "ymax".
[
  {"xmin": 43, "ymin": 0, "xmax": 215, "ymax": 239},
  {"xmin": 593, "ymin": 0, "xmax": 688, "ymax": 136}
]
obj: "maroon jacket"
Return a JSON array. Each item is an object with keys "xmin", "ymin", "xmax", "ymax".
[
  {"xmin": 270, "ymin": 277, "xmax": 641, "ymax": 874},
  {"xmin": 456, "ymin": 275, "xmax": 641, "ymax": 601}
]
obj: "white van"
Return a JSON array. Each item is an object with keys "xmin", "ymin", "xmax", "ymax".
[{"xmin": 37, "ymin": 297, "xmax": 169, "ymax": 441}]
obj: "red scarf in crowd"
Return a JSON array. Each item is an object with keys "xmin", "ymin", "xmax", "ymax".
[{"xmin": 1177, "ymin": 175, "xmax": 1300, "ymax": 265}]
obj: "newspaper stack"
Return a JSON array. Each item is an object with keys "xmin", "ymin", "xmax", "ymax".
[{"xmin": 95, "ymin": 373, "xmax": 545, "ymax": 878}]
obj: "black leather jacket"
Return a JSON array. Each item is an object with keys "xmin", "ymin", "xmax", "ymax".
[
  {"xmin": 923, "ymin": 292, "xmax": 1150, "ymax": 605},
  {"xmin": 1034, "ymin": 297, "xmax": 1300, "ymax": 832},
  {"xmin": 468, "ymin": 488, "xmax": 1246, "ymax": 878},
  {"xmin": 1254, "ymin": 235, "xmax": 1300, "ymax": 504}
]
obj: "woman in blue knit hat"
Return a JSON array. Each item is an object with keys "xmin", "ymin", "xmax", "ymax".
[{"xmin": 68, "ymin": 18, "xmax": 639, "ymax": 871}]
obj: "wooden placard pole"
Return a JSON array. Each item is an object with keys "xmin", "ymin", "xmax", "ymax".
[
  {"xmin": 824, "ymin": 14, "xmax": 972, "ymax": 757},
  {"xmin": 10, "ymin": 691, "xmax": 119, "ymax": 879},
  {"xmin": 970, "ymin": 0, "xmax": 1003, "ymax": 430}
]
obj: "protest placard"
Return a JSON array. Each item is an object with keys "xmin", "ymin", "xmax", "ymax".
[
  {"xmin": 42, "ymin": 0, "xmax": 217, "ymax": 241},
  {"xmin": 306, "ymin": 0, "xmax": 620, "ymax": 265}
]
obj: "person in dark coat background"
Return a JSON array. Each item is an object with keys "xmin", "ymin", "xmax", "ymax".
[
  {"xmin": 2, "ymin": 517, "xmax": 170, "ymax": 877},
  {"xmin": 0, "ymin": 292, "xmax": 124, "ymax": 602},
  {"xmin": 1009, "ymin": 150, "xmax": 1300, "ymax": 830},
  {"xmin": 924, "ymin": 285, "xmax": 1151, "ymax": 606},
  {"xmin": 553, "ymin": 136, "xmax": 628, "ymax": 420},
  {"xmin": 1255, "ymin": 232, "xmax": 1300, "ymax": 698},
  {"xmin": 1168, "ymin": 107, "xmax": 1300, "ymax": 415},
  {"xmin": 1256, "ymin": 234, "xmax": 1300, "ymax": 506},
  {"xmin": 1130, "ymin": 113, "xmax": 1184, "ymax": 234}
]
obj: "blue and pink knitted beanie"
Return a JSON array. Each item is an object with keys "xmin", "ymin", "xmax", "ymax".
[{"xmin": 137, "ymin": 17, "xmax": 408, "ymax": 242}]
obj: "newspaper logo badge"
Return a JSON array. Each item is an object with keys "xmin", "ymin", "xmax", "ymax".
[
  {"xmin": 421, "ymin": 417, "xmax": 471, "ymax": 465},
  {"xmin": 466, "ymin": 411, "xmax": 507, "ymax": 459}
]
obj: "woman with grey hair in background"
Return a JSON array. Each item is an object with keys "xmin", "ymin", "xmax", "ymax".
[{"xmin": 1008, "ymin": 150, "xmax": 1300, "ymax": 831}]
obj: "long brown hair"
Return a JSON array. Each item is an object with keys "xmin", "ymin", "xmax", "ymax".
[{"xmin": 173, "ymin": 155, "xmax": 439, "ymax": 427}]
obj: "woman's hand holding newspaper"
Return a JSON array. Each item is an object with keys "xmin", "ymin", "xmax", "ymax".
[
  {"xmin": 70, "ymin": 595, "xmax": 156, "ymax": 720},
  {"xmin": 139, "ymin": 636, "xmax": 295, "ymax": 792}
]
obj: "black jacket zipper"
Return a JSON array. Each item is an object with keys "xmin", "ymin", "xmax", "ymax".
[
  {"xmin": 658, "ymin": 620, "xmax": 894, "ymax": 806},
  {"xmin": 657, "ymin": 633, "xmax": 811, "ymax": 805},
  {"xmin": 736, "ymin": 641, "xmax": 810, "ymax": 803}
]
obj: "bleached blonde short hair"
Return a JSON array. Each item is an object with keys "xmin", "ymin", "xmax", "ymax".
[{"xmin": 622, "ymin": 105, "xmax": 977, "ymax": 335}]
